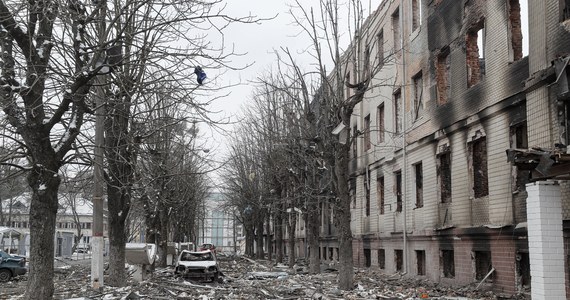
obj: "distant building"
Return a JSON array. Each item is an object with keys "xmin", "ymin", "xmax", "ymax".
[
  {"xmin": 1, "ymin": 192, "xmax": 108, "ymax": 256},
  {"xmin": 196, "ymin": 191, "xmax": 242, "ymax": 253}
]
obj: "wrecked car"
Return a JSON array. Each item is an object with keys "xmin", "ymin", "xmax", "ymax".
[
  {"xmin": 175, "ymin": 249, "xmax": 220, "ymax": 282},
  {"xmin": 0, "ymin": 250, "xmax": 27, "ymax": 282}
]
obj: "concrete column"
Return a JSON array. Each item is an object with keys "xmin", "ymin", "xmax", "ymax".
[{"xmin": 526, "ymin": 181, "xmax": 566, "ymax": 299}]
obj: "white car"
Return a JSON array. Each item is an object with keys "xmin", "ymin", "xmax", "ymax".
[{"xmin": 175, "ymin": 249, "xmax": 220, "ymax": 282}]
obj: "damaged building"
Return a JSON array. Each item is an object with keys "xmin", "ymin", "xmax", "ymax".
[{"xmin": 284, "ymin": 0, "xmax": 570, "ymax": 299}]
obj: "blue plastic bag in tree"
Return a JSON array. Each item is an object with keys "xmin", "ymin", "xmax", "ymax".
[{"xmin": 194, "ymin": 66, "xmax": 207, "ymax": 85}]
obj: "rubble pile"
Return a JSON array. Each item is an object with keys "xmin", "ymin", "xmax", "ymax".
[{"xmin": 2, "ymin": 254, "xmax": 529, "ymax": 299}]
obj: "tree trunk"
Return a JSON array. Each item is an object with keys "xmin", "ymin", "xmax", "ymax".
[
  {"xmin": 24, "ymin": 164, "xmax": 61, "ymax": 300},
  {"xmin": 287, "ymin": 210, "xmax": 296, "ymax": 269},
  {"xmin": 335, "ymin": 144, "xmax": 353, "ymax": 290},
  {"xmin": 275, "ymin": 191, "xmax": 284, "ymax": 263},
  {"xmin": 307, "ymin": 197, "xmax": 321, "ymax": 274},
  {"xmin": 105, "ymin": 97, "xmax": 133, "ymax": 286},
  {"xmin": 265, "ymin": 211, "xmax": 272, "ymax": 261},
  {"xmin": 255, "ymin": 216, "xmax": 265, "ymax": 259},
  {"xmin": 157, "ymin": 207, "xmax": 169, "ymax": 267}
]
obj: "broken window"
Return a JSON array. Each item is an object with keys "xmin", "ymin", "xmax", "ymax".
[
  {"xmin": 436, "ymin": 48, "xmax": 450, "ymax": 105},
  {"xmin": 352, "ymin": 125, "xmax": 358, "ymax": 159},
  {"xmin": 377, "ymin": 176, "xmax": 385, "ymax": 215},
  {"xmin": 439, "ymin": 152, "xmax": 452, "ymax": 203},
  {"xmin": 365, "ymin": 171, "xmax": 371, "ymax": 216},
  {"xmin": 377, "ymin": 104, "xmax": 385, "ymax": 143},
  {"xmin": 395, "ymin": 249, "xmax": 403, "ymax": 272},
  {"xmin": 416, "ymin": 250, "xmax": 426, "ymax": 275},
  {"xmin": 516, "ymin": 252, "xmax": 531, "ymax": 289},
  {"xmin": 392, "ymin": 7, "xmax": 401, "ymax": 51},
  {"xmin": 378, "ymin": 249, "xmax": 386, "ymax": 269},
  {"xmin": 364, "ymin": 114, "xmax": 371, "ymax": 151},
  {"xmin": 377, "ymin": 30, "xmax": 384, "ymax": 68},
  {"xmin": 474, "ymin": 251, "xmax": 493, "ymax": 281},
  {"xmin": 562, "ymin": 0, "xmax": 570, "ymax": 21},
  {"xmin": 412, "ymin": 0, "xmax": 422, "ymax": 32},
  {"xmin": 441, "ymin": 249, "xmax": 455, "ymax": 278},
  {"xmin": 413, "ymin": 71, "xmax": 424, "ymax": 120},
  {"xmin": 508, "ymin": 0, "xmax": 525, "ymax": 61},
  {"xmin": 329, "ymin": 248, "xmax": 334, "ymax": 261},
  {"xmin": 395, "ymin": 170, "xmax": 402, "ymax": 212},
  {"xmin": 466, "ymin": 20, "xmax": 485, "ymax": 87},
  {"xmin": 415, "ymin": 162, "xmax": 423, "ymax": 208},
  {"xmin": 510, "ymin": 122, "xmax": 530, "ymax": 192},
  {"xmin": 472, "ymin": 138, "xmax": 489, "ymax": 198},
  {"xmin": 394, "ymin": 90, "xmax": 402, "ymax": 134},
  {"xmin": 364, "ymin": 249, "xmax": 371, "ymax": 267}
]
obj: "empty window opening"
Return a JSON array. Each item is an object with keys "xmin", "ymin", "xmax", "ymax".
[
  {"xmin": 510, "ymin": 122, "xmax": 530, "ymax": 192},
  {"xmin": 329, "ymin": 248, "xmax": 334, "ymax": 261},
  {"xmin": 395, "ymin": 170, "xmax": 402, "ymax": 212},
  {"xmin": 365, "ymin": 171, "xmax": 371, "ymax": 216},
  {"xmin": 509, "ymin": 0, "xmax": 528, "ymax": 61},
  {"xmin": 416, "ymin": 250, "xmax": 426, "ymax": 275},
  {"xmin": 466, "ymin": 21, "xmax": 485, "ymax": 87},
  {"xmin": 377, "ymin": 176, "xmax": 385, "ymax": 215},
  {"xmin": 364, "ymin": 114, "xmax": 371, "ymax": 151},
  {"xmin": 474, "ymin": 251, "xmax": 493, "ymax": 281},
  {"xmin": 415, "ymin": 162, "xmax": 424, "ymax": 208},
  {"xmin": 352, "ymin": 125, "xmax": 358, "ymax": 158},
  {"xmin": 562, "ymin": 0, "xmax": 570, "ymax": 21},
  {"xmin": 377, "ymin": 30, "xmax": 384, "ymax": 68},
  {"xmin": 378, "ymin": 249, "xmax": 386, "ymax": 269},
  {"xmin": 441, "ymin": 250, "xmax": 455, "ymax": 278},
  {"xmin": 395, "ymin": 249, "xmax": 403, "ymax": 272},
  {"xmin": 392, "ymin": 8, "xmax": 401, "ymax": 51},
  {"xmin": 439, "ymin": 152, "xmax": 452, "ymax": 203},
  {"xmin": 394, "ymin": 90, "xmax": 402, "ymax": 134},
  {"xmin": 413, "ymin": 71, "xmax": 424, "ymax": 120},
  {"xmin": 472, "ymin": 138, "xmax": 489, "ymax": 198},
  {"xmin": 364, "ymin": 249, "xmax": 371, "ymax": 267},
  {"xmin": 516, "ymin": 252, "xmax": 531, "ymax": 289},
  {"xmin": 436, "ymin": 48, "xmax": 451, "ymax": 105},
  {"xmin": 364, "ymin": 46, "xmax": 371, "ymax": 75},
  {"xmin": 377, "ymin": 104, "xmax": 385, "ymax": 143},
  {"xmin": 412, "ymin": 0, "xmax": 422, "ymax": 32}
]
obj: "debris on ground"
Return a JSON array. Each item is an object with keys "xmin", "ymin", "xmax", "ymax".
[{"xmin": 1, "ymin": 254, "xmax": 530, "ymax": 299}]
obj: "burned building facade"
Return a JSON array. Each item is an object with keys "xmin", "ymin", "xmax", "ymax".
[{"xmin": 314, "ymin": 0, "xmax": 570, "ymax": 298}]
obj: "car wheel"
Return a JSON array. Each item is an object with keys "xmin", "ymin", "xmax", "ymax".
[{"xmin": 0, "ymin": 269, "xmax": 12, "ymax": 282}]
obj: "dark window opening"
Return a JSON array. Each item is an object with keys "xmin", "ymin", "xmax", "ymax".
[
  {"xmin": 350, "ymin": 177, "xmax": 357, "ymax": 209},
  {"xmin": 364, "ymin": 249, "xmax": 371, "ymax": 267},
  {"xmin": 364, "ymin": 114, "xmax": 371, "ymax": 151},
  {"xmin": 441, "ymin": 250, "xmax": 455, "ymax": 278},
  {"xmin": 378, "ymin": 249, "xmax": 386, "ymax": 269},
  {"xmin": 508, "ymin": 0, "xmax": 524, "ymax": 61},
  {"xmin": 392, "ymin": 8, "xmax": 401, "ymax": 51},
  {"xmin": 378, "ymin": 104, "xmax": 385, "ymax": 143},
  {"xmin": 516, "ymin": 252, "xmax": 531, "ymax": 288},
  {"xmin": 472, "ymin": 138, "xmax": 489, "ymax": 198},
  {"xmin": 474, "ymin": 251, "xmax": 493, "ymax": 282},
  {"xmin": 436, "ymin": 48, "xmax": 450, "ymax": 105},
  {"xmin": 377, "ymin": 176, "xmax": 385, "ymax": 215},
  {"xmin": 395, "ymin": 171, "xmax": 402, "ymax": 212},
  {"xmin": 439, "ymin": 152, "xmax": 452, "ymax": 203},
  {"xmin": 413, "ymin": 71, "xmax": 424, "ymax": 120},
  {"xmin": 416, "ymin": 250, "xmax": 426, "ymax": 275},
  {"xmin": 415, "ymin": 163, "xmax": 423, "ymax": 208},
  {"xmin": 395, "ymin": 249, "xmax": 403, "ymax": 272},
  {"xmin": 352, "ymin": 125, "xmax": 358, "ymax": 159},
  {"xmin": 412, "ymin": 0, "xmax": 421, "ymax": 32},
  {"xmin": 510, "ymin": 122, "xmax": 530, "ymax": 192},
  {"xmin": 466, "ymin": 21, "xmax": 485, "ymax": 87},
  {"xmin": 562, "ymin": 0, "xmax": 570, "ymax": 21},
  {"xmin": 377, "ymin": 30, "xmax": 384, "ymax": 68},
  {"xmin": 365, "ymin": 171, "xmax": 371, "ymax": 216},
  {"xmin": 394, "ymin": 90, "xmax": 402, "ymax": 134},
  {"xmin": 329, "ymin": 248, "xmax": 334, "ymax": 261}
]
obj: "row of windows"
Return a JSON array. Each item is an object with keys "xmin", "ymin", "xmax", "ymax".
[
  {"xmin": 2, "ymin": 221, "xmax": 94, "ymax": 230},
  {"xmin": 358, "ymin": 121, "xmax": 528, "ymax": 216}
]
